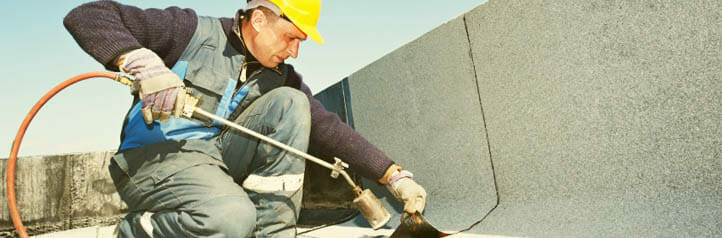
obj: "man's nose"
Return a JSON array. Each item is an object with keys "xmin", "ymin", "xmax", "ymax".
[{"xmin": 287, "ymin": 39, "xmax": 300, "ymax": 59}]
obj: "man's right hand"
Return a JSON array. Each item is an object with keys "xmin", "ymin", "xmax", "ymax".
[{"xmin": 118, "ymin": 48, "xmax": 186, "ymax": 124}]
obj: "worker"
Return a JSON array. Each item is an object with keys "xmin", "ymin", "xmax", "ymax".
[{"xmin": 64, "ymin": 0, "xmax": 426, "ymax": 237}]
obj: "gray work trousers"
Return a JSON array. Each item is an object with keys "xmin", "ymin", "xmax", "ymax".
[{"xmin": 109, "ymin": 87, "xmax": 311, "ymax": 237}]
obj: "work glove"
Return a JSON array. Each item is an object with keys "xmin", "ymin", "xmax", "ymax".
[
  {"xmin": 386, "ymin": 170, "xmax": 427, "ymax": 214},
  {"xmin": 119, "ymin": 48, "xmax": 186, "ymax": 124}
]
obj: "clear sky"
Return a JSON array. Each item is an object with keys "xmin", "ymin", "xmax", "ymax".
[{"xmin": 1, "ymin": 0, "xmax": 484, "ymax": 157}]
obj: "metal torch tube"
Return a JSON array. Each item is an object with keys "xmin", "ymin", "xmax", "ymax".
[{"xmin": 192, "ymin": 107, "xmax": 357, "ymax": 188}]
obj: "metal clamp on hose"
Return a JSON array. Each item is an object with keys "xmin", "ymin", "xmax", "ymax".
[
  {"xmin": 331, "ymin": 157, "xmax": 349, "ymax": 179},
  {"xmin": 112, "ymin": 73, "xmax": 138, "ymax": 94},
  {"xmin": 181, "ymin": 91, "xmax": 200, "ymax": 119}
]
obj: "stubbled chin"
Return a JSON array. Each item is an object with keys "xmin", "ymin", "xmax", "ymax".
[{"xmin": 260, "ymin": 61, "xmax": 279, "ymax": 68}]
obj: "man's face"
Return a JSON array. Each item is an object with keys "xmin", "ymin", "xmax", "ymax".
[{"xmin": 249, "ymin": 13, "xmax": 307, "ymax": 68}]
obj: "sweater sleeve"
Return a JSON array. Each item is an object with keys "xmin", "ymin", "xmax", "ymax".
[
  {"xmin": 63, "ymin": 1, "xmax": 197, "ymax": 70},
  {"xmin": 286, "ymin": 70, "xmax": 394, "ymax": 180}
]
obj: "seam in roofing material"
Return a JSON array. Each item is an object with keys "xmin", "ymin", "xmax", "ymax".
[
  {"xmin": 459, "ymin": 14, "xmax": 500, "ymax": 233},
  {"xmin": 341, "ymin": 77, "xmax": 355, "ymax": 129}
]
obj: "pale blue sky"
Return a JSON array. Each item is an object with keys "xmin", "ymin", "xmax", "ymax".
[{"xmin": 1, "ymin": 1, "xmax": 484, "ymax": 157}]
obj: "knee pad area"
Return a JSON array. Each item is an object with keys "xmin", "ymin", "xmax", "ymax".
[
  {"xmin": 267, "ymin": 87, "xmax": 310, "ymax": 113},
  {"xmin": 180, "ymin": 196, "xmax": 257, "ymax": 237}
]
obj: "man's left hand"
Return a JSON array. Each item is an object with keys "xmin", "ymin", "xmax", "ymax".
[{"xmin": 386, "ymin": 170, "xmax": 427, "ymax": 214}]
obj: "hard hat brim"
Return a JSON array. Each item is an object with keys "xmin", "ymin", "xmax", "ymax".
[{"xmin": 296, "ymin": 23, "xmax": 324, "ymax": 45}]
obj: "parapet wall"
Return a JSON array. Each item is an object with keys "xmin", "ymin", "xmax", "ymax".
[
  {"xmin": 0, "ymin": 152, "xmax": 125, "ymax": 237},
  {"xmin": 336, "ymin": 0, "xmax": 721, "ymax": 236}
]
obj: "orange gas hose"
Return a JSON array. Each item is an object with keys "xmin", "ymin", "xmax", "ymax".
[{"xmin": 6, "ymin": 71, "xmax": 117, "ymax": 238}]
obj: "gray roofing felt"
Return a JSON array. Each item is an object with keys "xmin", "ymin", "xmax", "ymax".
[
  {"xmin": 463, "ymin": 0, "xmax": 721, "ymax": 236},
  {"xmin": 342, "ymin": 14, "xmax": 497, "ymax": 232},
  {"xmin": 320, "ymin": 0, "xmax": 721, "ymax": 236}
]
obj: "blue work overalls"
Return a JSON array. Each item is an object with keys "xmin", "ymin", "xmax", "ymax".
[{"xmin": 109, "ymin": 16, "xmax": 310, "ymax": 237}]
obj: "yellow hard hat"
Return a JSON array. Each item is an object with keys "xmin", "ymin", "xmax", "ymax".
[{"xmin": 268, "ymin": 0, "xmax": 324, "ymax": 44}]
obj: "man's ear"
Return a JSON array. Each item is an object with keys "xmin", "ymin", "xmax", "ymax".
[{"xmin": 250, "ymin": 9, "xmax": 266, "ymax": 32}]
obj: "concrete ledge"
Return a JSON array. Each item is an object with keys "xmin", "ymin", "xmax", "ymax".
[{"xmin": 1, "ymin": 152, "xmax": 125, "ymax": 237}]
